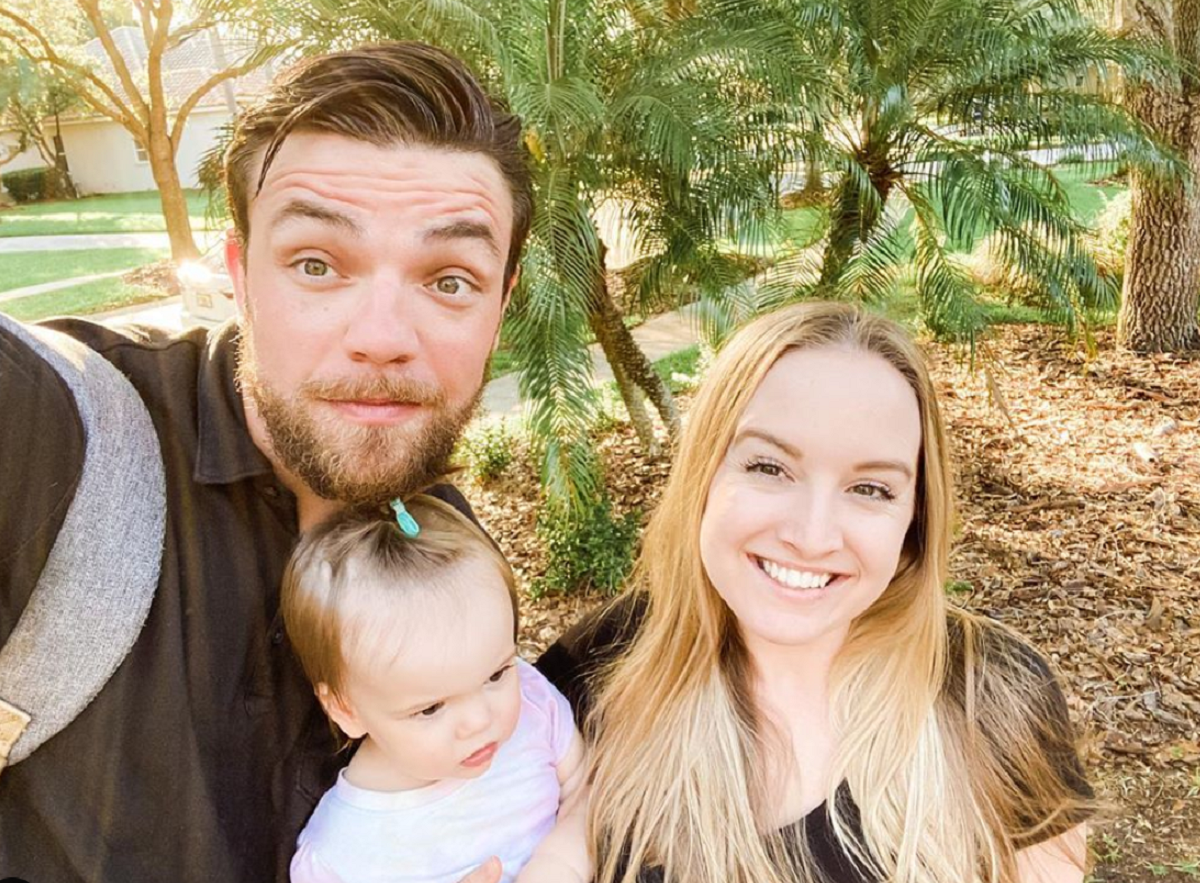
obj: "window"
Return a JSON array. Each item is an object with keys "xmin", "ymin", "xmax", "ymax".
[{"xmin": 133, "ymin": 139, "xmax": 148, "ymax": 163}]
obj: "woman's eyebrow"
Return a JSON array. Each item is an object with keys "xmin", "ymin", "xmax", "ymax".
[
  {"xmin": 853, "ymin": 459, "xmax": 914, "ymax": 480},
  {"xmin": 731, "ymin": 427, "xmax": 801, "ymax": 459}
]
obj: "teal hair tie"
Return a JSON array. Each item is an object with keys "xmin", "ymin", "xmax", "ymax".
[{"xmin": 389, "ymin": 499, "xmax": 420, "ymax": 538}]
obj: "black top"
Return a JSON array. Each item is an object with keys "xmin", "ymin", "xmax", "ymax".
[
  {"xmin": 0, "ymin": 319, "xmax": 477, "ymax": 883},
  {"xmin": 535, "ymin": 595, "xmax": 1094, "ymax": 883}
]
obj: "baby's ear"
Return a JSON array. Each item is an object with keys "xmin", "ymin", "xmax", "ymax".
[{"xmin": 316, "ymin": 684, "xmax": 367, "ymax": 739}]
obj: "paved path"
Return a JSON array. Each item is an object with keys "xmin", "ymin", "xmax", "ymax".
[
  {"xmin": 0, "ymin": 232, "xmax": 174, "ymax": 252},
  {"xmin": 93, "ymin": 299, "xmax": 702, "ymax": 418},
  {"xmin": 0, "ymin": 269, "xmax": 131, "ymax": 304}
]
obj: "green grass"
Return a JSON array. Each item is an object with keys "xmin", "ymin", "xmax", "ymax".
[
  {"xmin": 0, "ymin": 190, "xmax": 217, "ymax": 237},
  {"xmin": 0, "ymin": 247, "xmax": 168, "ymax": 293},
  {"xmin": 0, "ymin": 277, "xmax": 170, "ymax": 322},
  {"xmin": 1054, "ymin": 162, "xmax": 1126, "ymax": 225}
]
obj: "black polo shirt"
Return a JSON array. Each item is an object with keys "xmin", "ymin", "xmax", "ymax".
[{"xmin": 0, "ymin": 319, "xmax": 476, "ymax": 883}]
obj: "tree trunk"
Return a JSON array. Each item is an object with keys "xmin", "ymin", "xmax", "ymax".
[
  {"xmin": 1118, "ymin": 0, "xmax": 1200, "ymax": 352},
  {"xmin": 588, "ymin": 243, "xmax": 680, "ymax": 454},
  {"xmin": 146, "ymin": 130, "xmax": 200, "ymax": 262}
]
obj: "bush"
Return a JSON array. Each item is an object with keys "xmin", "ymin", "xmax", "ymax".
[
  {"xmin": 533, "ymin": 494, "xmax": 641, "ymax": 596},
  {"xmin": 459, "ymin": 418, "xmax": 516, "ymax": 483},
  {"xmin": 2, "ymin": 167, "xmax": 50, "ymax": 203},
  {"xmin": 1, "ymin": 166, "xmax": 72, "ymax": 203},
  {"xmin": 1086, "ymin": 190, "xmax": 1132, "ymax": 282}
]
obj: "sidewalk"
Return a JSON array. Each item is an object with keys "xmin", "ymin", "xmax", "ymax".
[
  {"xmin": 0, "ymin": 230, "xmax": 221, "ymax": 253},
  {"xmin": 0, "ymin": 269, "xmax": 131, "ymax": 304},
  {"xmin": 94, "ymin": 299, "xmax": 702, "ymax": 418}
]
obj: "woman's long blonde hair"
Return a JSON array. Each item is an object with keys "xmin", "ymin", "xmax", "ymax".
[{"xmin": 588, "ymin": 302, "xmax": 1090, "ymax": 883}]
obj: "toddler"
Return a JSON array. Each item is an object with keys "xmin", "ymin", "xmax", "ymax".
[{"xmin": 283, "ymin": 496, "xmax": 589, "ymax": 883}]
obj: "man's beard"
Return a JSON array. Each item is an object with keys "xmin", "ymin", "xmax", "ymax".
[{"xmin": 235, "ymin": 330, "xmax": 480, "ymax": 506}]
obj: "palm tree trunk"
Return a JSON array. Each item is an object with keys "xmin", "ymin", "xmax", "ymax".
[
  {"xmin": 1117, "ymin": 0, "xmax": 1200, "ymax": 352},
  {"xmin": 589, "ymin": 242, "xmax": 680, "ymax": 453}
]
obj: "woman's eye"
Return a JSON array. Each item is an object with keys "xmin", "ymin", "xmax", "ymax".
[
  {"xmin": 745, "ymin": 459, "xmax": 785, "ymax": 478},
  {"xmin": 415, "ymin": 702, "xmax": 444, "ymax": 718},
  {"xmin": 299, "ymin": 258, "xmax": 330, "ymax": 277},
  {"xmin": 488, "ymin": 664, "xmax": 513, "ymax": 684},
  {"xmin": 851, "ymin": 483, "xmax": 895, "ymax": 501}
]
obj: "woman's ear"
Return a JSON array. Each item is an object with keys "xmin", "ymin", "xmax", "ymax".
[{"xmin": 316, "ymin": 683, "xmax": 367, "ymax": 739}]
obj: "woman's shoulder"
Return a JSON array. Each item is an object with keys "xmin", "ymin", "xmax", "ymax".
[{"xmin": 534, "ymin": 591, "xmax": 648, "ymax": 727}]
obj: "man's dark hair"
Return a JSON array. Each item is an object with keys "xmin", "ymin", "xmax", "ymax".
[{"xmin": 224, "ymin": 41, "xmax": 533, "ymax": 283}]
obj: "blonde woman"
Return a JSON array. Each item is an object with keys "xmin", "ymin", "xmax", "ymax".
[{"xmin": 537, "ymin": 302, "xmax": 1094, "ymax": 883}]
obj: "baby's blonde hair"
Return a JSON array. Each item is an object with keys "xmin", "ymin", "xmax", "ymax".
[{"xmin": 282, "ymin": 495, "xmax": 517, "ymax": 704}]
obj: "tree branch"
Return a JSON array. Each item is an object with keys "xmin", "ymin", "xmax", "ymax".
[
  {"xmin": 75, "ymin": 0, "xmax": 151, "ymax": 119},
  {"xmin": 170, "ymin": 46, "xmax": 289, "ymax": 146},
  {"xmin": 0, "ymin": 15, "xmax": 142, "ymax": 135}
]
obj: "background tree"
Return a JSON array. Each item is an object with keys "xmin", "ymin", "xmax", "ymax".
[
  {"xmin": 0, "ymin": 0, "xmax": 289, "ymax": 260},
  {"xmin": 0, "ymin": 56, "xmax": 82, "ymax": 197},
  {"xmin": 749, "ymin": 0, "xmax": 1172, "ymax": 346},
  {"xmin": 1117, "ymin": 0, "xmax": 1200, "ymax": 352}
]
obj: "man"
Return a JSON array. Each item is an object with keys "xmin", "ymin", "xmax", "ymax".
[{"xmin": 0, "ymin": 42, "xmax": 528, "ymax": 883}]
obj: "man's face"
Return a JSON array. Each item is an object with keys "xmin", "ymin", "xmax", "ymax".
[{"xmin": 228, "ymin": 134, "xmax": 515, "ymax": 504}]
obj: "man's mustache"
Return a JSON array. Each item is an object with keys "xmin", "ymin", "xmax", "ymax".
[{"xmin": 300, "ymin": 375, "xmax": 446, "ymax": 406}]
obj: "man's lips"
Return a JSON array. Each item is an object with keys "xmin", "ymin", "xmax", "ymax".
[{"xmin": 323, "ymin": 399, "xmax": 423, "ymax": 425}]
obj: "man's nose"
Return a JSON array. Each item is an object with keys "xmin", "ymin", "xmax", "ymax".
[{"xmin": 342, "ymin": 278, "xmax": 420, "ymax": 365}]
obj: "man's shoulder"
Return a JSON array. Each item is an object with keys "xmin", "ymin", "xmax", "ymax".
[{"xmin": 41, "ymin": 317, "xmax": 212, "ymax": 375}]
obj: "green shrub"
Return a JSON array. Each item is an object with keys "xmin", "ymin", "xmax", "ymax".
[
  {"xmin": 1087, "ymin": 190, "xmax": 1132, "ymax": 281},
  {"xmin": 533, "ymin": 495, "xmax": 641, "ymax": 596},
  {"xmin": 3, "ymin": 167, "xmax": 51, "ymax": 203},
  {"xmin": 459, "ymin": 418, "xmax": 516, "ymax": 482}
]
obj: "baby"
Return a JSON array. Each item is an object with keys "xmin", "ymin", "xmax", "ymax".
[{"xmin": 282, "ymin": 496, "xmax": 589, "ymax": 883}]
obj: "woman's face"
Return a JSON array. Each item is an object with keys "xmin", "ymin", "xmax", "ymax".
[{"xmin": 698, "ymin": 346, "xmax": 923, "ymax": 660}]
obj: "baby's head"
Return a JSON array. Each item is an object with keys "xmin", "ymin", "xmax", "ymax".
[{"xmin": 282, "ymin": 495, "xmax": 522, "ymax": 788}]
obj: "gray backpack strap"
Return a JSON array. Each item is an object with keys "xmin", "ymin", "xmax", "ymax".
[{"xmin": 0, "ymin": 315, "xmax": 165, "ymax": 770}]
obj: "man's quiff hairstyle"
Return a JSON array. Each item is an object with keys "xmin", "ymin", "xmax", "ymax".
[{"xmin": 223, "ymin": 41, "xmax": 533, "ymax": 283}]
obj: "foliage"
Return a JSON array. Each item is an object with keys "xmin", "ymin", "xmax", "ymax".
[
  {"xmin": 0, "ymin": 0, "xmax": 291, "ymax": 260},
  {"xmin": 2, "ymin": 166, "xmax": 55, "ymax": 203},
  {"xmin": 459, "ymin": 418, "xmax": 518, "ymax": 483},
  {"xmin": 0, "ymin": 55, "xmax": 82, "ymax": 192},
  {"xmin": 532, "ymin": 493, "xmax": 641, "ymax": 596},
  {"xmin": 1086, "ymin": 190, "xmax": 1133, "ymax": 281},
  {"xmin": 741, "ymin": 0, "xmax": 1177, "ymax": 345}
]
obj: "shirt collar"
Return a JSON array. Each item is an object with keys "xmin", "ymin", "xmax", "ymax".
[{"xmin": 194, "ymin": 320, "xmax": 277, "ymax": 485}]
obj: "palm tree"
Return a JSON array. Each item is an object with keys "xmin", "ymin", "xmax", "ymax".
[
  {"xmin": 293, "ymin": 0, "xmax": 812, "ymax": 504},
  {"xmin": 749, "ymin": 0, "xmax": 1174, "ymax": 344}
]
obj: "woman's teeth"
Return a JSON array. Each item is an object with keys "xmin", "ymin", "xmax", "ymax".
[{"xmin": 759, "ymin": 558, "xmax": 834, "ymax": 590}]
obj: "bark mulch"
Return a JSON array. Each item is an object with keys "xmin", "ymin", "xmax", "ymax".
[{"xmin": 464, "ymin": 324, "xmax": 1200, "ymax": 881}]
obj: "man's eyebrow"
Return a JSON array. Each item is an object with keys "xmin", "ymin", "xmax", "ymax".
[
  {"xmin": 271, "ymin": 199, "xmax": 362, "ymax": 236},
  {"xmin": 423, "ymin": 220, "xmax": 500, "ymax": 256}
]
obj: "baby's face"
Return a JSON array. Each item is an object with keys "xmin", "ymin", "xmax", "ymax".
[{"xmin": 329, "ymin": 557, "xmax": 522, "ymax": 789}]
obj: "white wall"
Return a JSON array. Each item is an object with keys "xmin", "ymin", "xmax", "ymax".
[{"xmin": 1, "ymin": 106, "xmax": 232, "ymax": 195}]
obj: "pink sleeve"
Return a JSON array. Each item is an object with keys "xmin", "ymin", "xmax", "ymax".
[
  {"xmin": 290, "ymin": 842, "xmax": 350, "ymax": 883},
  {"xmin": 518, "ymin": 659, "xmax": 578, "ymax": 762}
]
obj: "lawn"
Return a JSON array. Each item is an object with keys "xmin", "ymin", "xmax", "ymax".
[
  {"xmin": 0, "ymin": 190, "xmax": 218, "ymax": 237},
  {"xmin": 0, "ymin": 247, "xmax": 168, "ymax": 293},
  {"xmin": 0, "ymin": 277, "xmax": 169, "ymax": 322}
]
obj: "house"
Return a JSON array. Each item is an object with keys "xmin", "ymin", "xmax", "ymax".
[{"xmin": 0, "ymin": 26, "xmax": 273, "ymax": 195}]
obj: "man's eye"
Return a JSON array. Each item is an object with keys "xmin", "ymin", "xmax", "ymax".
[
  {"xmin": 300, "ymin": 258, "xmax": 330, "ymax": 277},
  {"xmin": 435, "ymin": 276, "xmax": 470, "ymax": 295}
]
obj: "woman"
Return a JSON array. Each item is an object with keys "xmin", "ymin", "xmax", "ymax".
[{"xmin": 538, "ymin": 302, "xmax": 1094, "ymax": 883}]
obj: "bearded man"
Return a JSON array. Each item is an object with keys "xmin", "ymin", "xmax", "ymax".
[{"xmin": 0, "ymin": 42, "xmax": 528, "ymax": 883}]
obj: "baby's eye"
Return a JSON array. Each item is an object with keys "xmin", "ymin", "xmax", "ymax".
[
  {"xmin": 488, "ymin": 664, "xmax": 514, "ymax": 684},
  {"xmin": 850, "ymin": 482, "xmax": 895, "ymax": 502},
  {"xmin": 414, "ymin": 702, "xmax": 444, "ymax": 718}
]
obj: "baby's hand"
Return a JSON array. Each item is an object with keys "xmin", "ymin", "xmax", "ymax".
[{"xmin": 457, "ymin": 856, "xmax": 503, "ymax": 883}]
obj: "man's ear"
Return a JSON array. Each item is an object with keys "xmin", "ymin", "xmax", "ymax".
[
  {"xmin": 316, "ymin": 684, "xmax": 367, "ymax": 739},
  {"xmin": 224, "ymin": 230, "xmax": 249, "ymax": 317}
]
